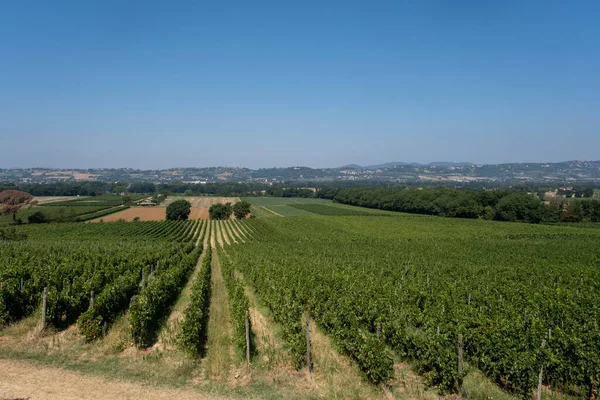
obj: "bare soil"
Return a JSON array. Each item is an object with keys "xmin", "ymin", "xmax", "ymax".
[
  {"xmin": 0, "ymin": 359, "xmax": 222, "ymax": 400},
  {"xmin": 189, "ymin": 207, "xmax": 209, "ymax": 220},
  {"xmin": 90, "ymin": 207, "xmax": 209, "ymax": 222},
  {"xmin": 90, "ymin": 207, "xmax": 166, "ymax": 222},
  {"xmin": 164, "ymin": 197, "xmax": 241, "ymax": 208}
]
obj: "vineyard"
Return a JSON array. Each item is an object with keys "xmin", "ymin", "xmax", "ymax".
[
  {"xmin": 1, "ymin": 198, "xmax": 599, "ymax": 399},
  {"xmin": 224, "ymin": 213, "xmax": 600, "ymax": 398}
]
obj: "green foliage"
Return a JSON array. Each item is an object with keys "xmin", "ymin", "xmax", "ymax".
[
  {"xmin": 0, "ymin": 227, "xmax": 27, "ymax": 241},
  {"xmin": 209, "ymin": 203, "xmax": 232, "ymax": 220},
  {"xmin": 494, "ymin": 193, "xmax": 542, "ymax": 223},
  {"xmin": 232, "ymin": 201, "xmax": 251, "ymax": 219},
  {"xmin": 288, "ymin": 203, "xmax": 376, "ymax": 216},
  {"xmin": 226, "ymin": 215, "xmax": 600, "ymax": 394},
  {"xmin": 130, "ymin": 245, "xmax": 200, "ymax": 347},
  {"xmin": 27, "ymin": 211, "xmax": 47, "ymax": 224},
  {"xmin": 179, "ymin": 246, "xmax": 211, "ymax": 355},
  {"xmin": 220, "ymin": 250, "xmax": 254, "ymax": 356},
  {"xmin": 77, "ymin": 270, "xmax": 140, "ymax": 341},
  {"xmin": 166, "ymin": 199, "xmax": 191, "ymax": 221},
  {"xmin": 327, "ymin": 188, "xmax": 573, "ymax": 224},
  {"xmin": 0, "ymin": 220, "xmax": 198, "ymax": 328}
]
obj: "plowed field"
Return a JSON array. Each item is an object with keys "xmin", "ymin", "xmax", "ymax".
[
  {"xmin": 90, "ymin": 206, "xmax": 209, "ymax": 222},
  {"xmin": 91, "ymin": 207, "xmax": 166, "ymax": 222},
  {"xmin": 163, "ymin": 196, "xmax": 240, "ymax": 208}
]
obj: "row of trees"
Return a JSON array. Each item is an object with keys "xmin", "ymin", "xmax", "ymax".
[
  {"xmin": 209, "ymin": 201, "xmax": 251, "ymax": 220},
  {"xmin": 166, "ymin": 200, "xmax": 252, "ymax": 221},
  {"xmin": 321, "ymin": 188, "xmax": 600, "ymax": 224},
  {"xmin": 3, "ymin": 180, "xmax": 598, "ymax": 200}
]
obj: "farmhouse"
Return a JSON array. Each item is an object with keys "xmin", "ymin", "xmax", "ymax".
[{"xmin": 139, "ymin": 201, "xmax": 157, "ymax": 207}]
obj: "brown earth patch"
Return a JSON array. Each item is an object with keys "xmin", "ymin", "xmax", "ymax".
[
  {"xmin": 164, "ymin": 197, "xmax": 241, "ymax": 208},
  {"xmin": 189, "ymin": 208, "xmax": 209, "ymax": 220},
  {"xmin": 0, "ymin": 359, "xmax": 222, "ymax": 400},
  {"xmin": 90, "ymin": 207, "xmax": 211, "ymax": 222},
  {"xmin": 90, "ymin": 207, "xmax": 166, "ymax": 222}
]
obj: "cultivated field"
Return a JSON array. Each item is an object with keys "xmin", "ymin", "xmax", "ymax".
[
  {"xmin": 1, "ymin": 197, "xmax": 599, "ymax": 400},
  {"xmin": 91, "ymin": 206, "xmax": 211, "ymax": 222},
  {"xmin": 242, "ymin": 196, "xmax": 392, "ymax": 217},
  {"xmin": 90, "ymin": 206, "xmax": 167, "ymax": 222},
  {"xmin": 164, "ymin": 196, "xmax": 241, "ymax": 208},
  {"xmin": 33, "ymin": 196, "xmax": 81, "ymax": 204}
]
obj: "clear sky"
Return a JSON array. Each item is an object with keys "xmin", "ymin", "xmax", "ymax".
[{"xmin": 1, "ymin": 1, "xmax": 599, "ymax": 169}]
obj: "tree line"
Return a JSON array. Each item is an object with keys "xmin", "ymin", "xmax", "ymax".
[
  {"xmin": 2, "ymin": 180, "xmax": 598, "ymax": 199},
  {"xmin": 318, "ymin": 188, "xmax": 600, "ymax": 224}
]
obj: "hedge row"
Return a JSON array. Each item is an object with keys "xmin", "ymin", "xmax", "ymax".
[
  {"xmin": 129, "ymin": 245, "xmax": 201, "ymax": 347},
  {"xmin": 220, "ymin": 251, "xmax": 254, "ymax": 357},
  {"xmin": 179, "ymin": 246, "xmax": 212, "ymax": 355}
]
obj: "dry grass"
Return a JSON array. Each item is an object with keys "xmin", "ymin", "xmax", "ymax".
[
  {"xmin": 189, "ymin": 208, "xmax": 210, "ymax": 220},
  {"xmin": 32, "ymin": 196, "xmax": 78, "ymax": 204},
  {"xmin": 214, "ymin": 222, "xmax": 224, "ymax": 248},
  {"xmin": 227, "ymin": 221, "xmax": 244, "ymax": 243},
  {"xmin": 220, "ymin": 221, "xmax": 231, "ymax": 245},
  {"xmin": 155, "ymin": 246, "xmax": 209, "ymax": 351},
  {"xmin": 202, "ymin": 251, "xmax": 233, "ymax": 382},
  {"xmin": 164, "ymin": 197, "xmax": 241, "ymax": 208},
  {"xmin": 0, "ymin": 358, "xmax": 222, "ymax": 400}
]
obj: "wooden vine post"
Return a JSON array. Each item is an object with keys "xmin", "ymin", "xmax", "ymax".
[
  {"xmin": 306, "ymin": 314, "xmax": 312, "ymax": 377},
  {"xmin": 457, "ymin": 333, "xmax": 464, "ymax": 392},
  {"xmin": 537, "ymin": 339, "xmax": 546, "ymax": 400},
  {"xmin": 41, "ymin": 287, "xmax": 48, "ymax": 330},
  {"xmin": 90, "ymin": 290, "xmax": 95, "ymax": 307},
  {"xmin": 245, "ymin": 310, "xmax": 251, "ymax": 364}
]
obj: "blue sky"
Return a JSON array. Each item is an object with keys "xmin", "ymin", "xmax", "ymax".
[{"xmin": 1, "ymin": 1, "xmax": 599, "ymax": 169}]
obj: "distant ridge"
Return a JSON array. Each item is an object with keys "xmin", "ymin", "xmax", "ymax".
[
  {"xmin": 1, "ymin": 160, "xmax": 599, "ymax": 184},
  {"xmin": 341, "ymin": 161, "xmax": 475, "ymax": 169}
]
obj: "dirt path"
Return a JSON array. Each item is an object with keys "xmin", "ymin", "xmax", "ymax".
[
  {"xmin": 195, "ymin": 220, "xmax": 207, "ymax": 246},
  {"xmin": 228, "ymin": 221, "xmax": 244, "ymax": 243},
  {"xmin": 214, "ymin": 221, "xmax": 224, "ymax": 248},
  {"xmin": 259, "ymin": 206, "xmax": 283, "ymax": 217},
  {"xmin": 239, "ymin": 221, "xmax": 257, "ymax": 239},
  {"xmin": 222, "ymin": 222, "xmax": 236, "ymax": 244},
  {"xmin": 155, "ymin": 242, "xmax": 209, "ymax": 350},
  {"xmin": 0, "ymin": 359, "xmax": 223, "ymax": 400},
  {"xmin": 203, "ymin": 250, "xmax": 233, "ymax": 381},
  {"xmin": 219, "ymin": 221, "xmax": 231, "ymax": 246},
  {"xmin": 209, "ymin": 221, "xmax": 216, "ymax": 249}
]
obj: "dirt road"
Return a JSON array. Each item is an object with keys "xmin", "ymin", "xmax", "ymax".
[{"xmin": 0, "ymin": 359, "xmax": 222, "ymax": 400}]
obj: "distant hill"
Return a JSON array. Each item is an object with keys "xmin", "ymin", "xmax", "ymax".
[
  {"xmin": 342, "ymin": 161, "xmax": 475, "ymax": 169},
  {"xmin": 1, "ymin": 160, "xmax": 599, "ymax": 184}
]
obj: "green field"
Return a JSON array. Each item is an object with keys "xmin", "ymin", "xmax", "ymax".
[
  {"xmin": 242, "ymin": 196, "xmax": 390, "ymax": 217},
  {"xmin": 227, "ymin": 214, "xmax": 600, "ymax": 397}
]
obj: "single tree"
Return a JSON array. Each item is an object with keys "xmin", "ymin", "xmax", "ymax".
[
  {"xmin": 232, "ymin": 201, "xmax": 251, "ymax": 219},
  {"xmin": 0, "ymin": 190, "xmax": 37, "ymax": 224},
  {"xmin": 28, "ymin": 211, "xmax": 47, "ymax": 224},
  {"xmin": 166, "ymin": 199, "xmax": 191, "ymax": 220}
]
